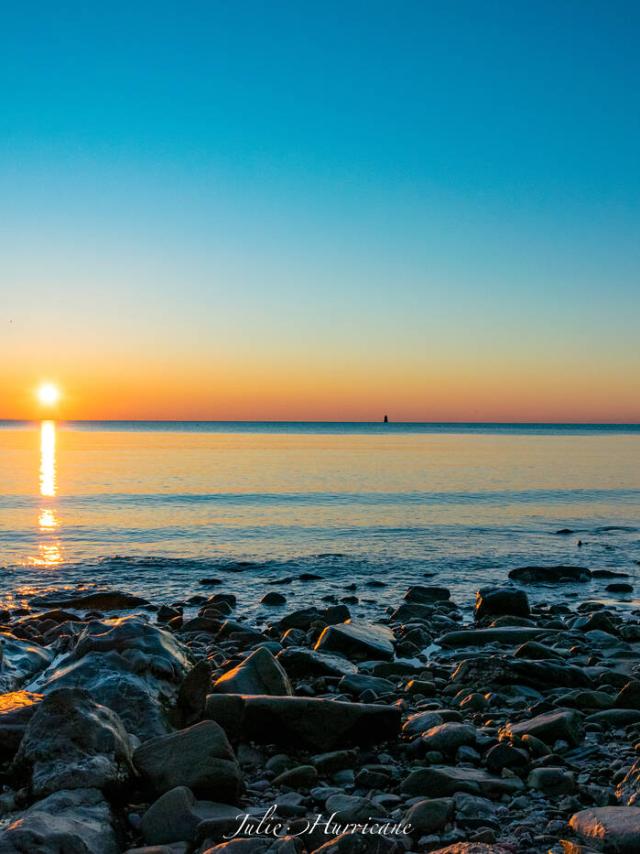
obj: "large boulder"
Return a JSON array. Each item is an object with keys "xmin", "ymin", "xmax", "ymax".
[
  {"xmin": 30, "ymin": 616, "xmax": 191, "ymax": 740},
  {"xmin": 133, "ymin": 720, "xmax": 242, "ymax": 801},
  {"xmin": 569, "ymin": 806, "xmax": 640, "ymax": 853},
  {"xmin": 474, "ymin": 587, "xmax": 530, "ymax": 620},
  {"xmin": 204, "ymin": 695, "xmax": 400, "ymax": 750},
  {"xmin": 314, "ymin": 622, "xmax": 394, "ymax": 662},
  {"xmin": 0, "ymin": 690, "xmax": 42, "ymax": 762},
  {"xmin": 507, "ymin": 565, "xmax": 591, "ymax": 584},
  {"xmin": 400, "ymin": 766, "xmax": 523, "ymax": 799},
  {"xmin": 0, "ymin": 787, "xmax": 118, "ymax": 852},
  {"xmin": 213, "ymin": 648, "xmax": 292, "ymax": 696},
  {"xmin": 14, "ymin": 687, "xmax": 133, "ymax": 796},
  {"xmin": 0, "ymin": 633, "xmax": 52, "ymax": 692}
]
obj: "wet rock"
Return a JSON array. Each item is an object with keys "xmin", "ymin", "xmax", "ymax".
[
  {"xmin": 0, "ymin": 690, "xmax": 42, "ymax": 762},
  {"xmin": 527, "ymin": 766, "xmax": 575, "ymax": 795},
  {"xmin": 262, "ymin": 592, "xmax": 287, "ymax": 606},
  {"xmin": 388, "ymin": 602, "xmax": 434, "ymax": 624},
  {"xmin": 175, "ymin": 659, "xmax": 211, "ymax": 726},
  {"xmin": 204, "ymin": 695, "xmax": 400, "ymax": 750},
  {"xmin": 452, "ymin": 655, "xmax": 591, "ymax": 690},
  {"xmin": 484, "ymin": 742, "xmax": 529, "ymax": 773},
  {"xmin": 421, "ymin": 722, "xmax": 477, "ymax": 755},
  {"xmin": 400, "ymin": 766, "xmax": 524, "ymax": 798},
  {"xmin": 615, "ymin": 681, "xmax": 640, "ymax": 710},
  {"xmin": 439, "ymin": 627, "xmax": 552, "ymax": 647},
  {"xmin": 514, "ymin": 640, "xmax": 564, "ymax": 659},
  {"xmin": 569, "ymin": 806, "xmax": 640, "ymax": 853},
  {"xmin": 0, "ymin": 633, "xmax": 52, "ymax": 692},
  {"xmin": 501, "ymin": 708, "xmax": 583, "ymax": 747},
  {"xmin": 606, "ymin": 583, "xmax": 633, "ymax": 594},
  {"xmin": 474, "ymin": 587, "xmax": 530, "ymax": 620},
  {"xmin": 276, "ymin": 648, "xmax": 357, "ymax": 678},
  {"xmin": 338, "ymin": 674, "xmax": 395, "ymax": 696},
  {"xmin": 213, "ymin": 647, "xmax": 292, "ymax": 696},
  {"xmin": 404, "ymin": 585, "xmax": 451, "ymax": 603},
  {"xmin": 277, "ymin": 608, "xmax": 323, "ymax": 631},
  {"xmin": 404, "ymin": 797, "xmax": 454, "ymax": 833},
  {"xmin": 29, "ymin": 589, "xmax": 149, "ymax": 610},
  {"xmin": 508, "ymin": 565, "xmax": 591, "ymax": 584},
  {"xmin": 141, "ymin": 786, "xmax": 240, "ymax": 845},
  {"xmin": 585, "ymin": 709, "xmax": 640, "ymax": 728},
  {"xmin": 133, "ymin": 720, "xmax": 242, "ymax": 801},
  {"xmin": 33, "ymin": 616, "xmax": 191, "ymax": 740},
  {"xmin": 314, "ymin": 622, "xmax": 394, "ymax": 662},
  {"xmin": 0, "ymin": 787, "xmax": 118, "ymax": 853},
  {"xmin": 14, "ymin": 687, "xmax": 133, "ymax": 796}
]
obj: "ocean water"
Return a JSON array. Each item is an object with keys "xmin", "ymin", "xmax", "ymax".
[{"xmin": 1, "ymin": 421, "xmax": 639, "ymax": 616}]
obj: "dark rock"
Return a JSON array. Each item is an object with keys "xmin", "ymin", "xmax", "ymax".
[
  {"xmin": 141, "ymin": 786, "xmax": 239, "ymax": 845},
  {"xmin": 452, "ymin": 655, "xmax": 591, "ymax": 690},
  {"xmin": 29, "ymin": 589, "xmax": 149, "ymax": 610},
  {"xmin": 276, "ymin": 647, "xmax": 357, "ymax": 678},
  {"xmin": 501, "ymin": 708, "xmax": 583, "ymax": 746},
  {"xmin": 585, "ymin": 709, "xmax": 640, "ymax": 727},
  {"xmin": 0, "ymin": 633, "xmax": 53, "ymax": 692},
  {"xmin": 527, "ymin": 766, "xmax": 575, "ymax": 795},
  {"xmin": 338, "ymin": 673, "xmax": 395, "ymax": 696},
  {"xmin": 400, "ymin": 765, "xmax": 524, "ymax": 799},
  {"xmin": 0, "ymin": 787, "xmax": 118, "ymax": 852},
  {"xmin": 570, "ymin": 806, "xmax": 640, "ymax": 853},
  {"xmin": 439, "ymin": 627, "xmax": 553, "ymax": 648},
  {"xmin": 615, "ymin": 681, "xmax": 640, "ymax": 710},
  {"xmin": 175, "ymin": 660, "xmax": 211, "ymax": 726},
  {"xmin": 484, "ymin": 742, "xmax": 529, "ymax": 773},
  {"xmin": 0, "ymin": 690, "xmax": 42, "ymax": 762},
  {"xmin": 204, "ymin": 695, "xmax": 400, "ymax": 750},
  {"xmin": 133, "ymin": 720, "xmax": 242, "ymax": 801},
  {"xmin": 14, "ymin": 687, "xmax": 133, "ymax": 796},
  {"xmin": 607, "ymin": 583, "xmax": 634, "ymax": 594},
  {"xmin": 404, "ymin": 585, "xmax": 450, "ymax": 603},
  {"xmin": 213, "ymin": 647, "xmax": 292, "ymax": 696},
  {"xmin": 261, "ymin": 592, "xmax": 287, "ymax": 606},
  {"xmin": 421, "ymin": 722, "xmax": 477, "ymax": 755},
  {"xmin": 314, "ymin": 622, "xmax": 394, "ymax": 661},
  {"xmin": 508, "ymin": 565, "xmax": 591, "ymax": 584},
  {"xmin": 277, "ymin": 608, "xmax": 323, "ymax": 632},
  {"xmin": 403, "ymin": 797, "xmax": 454, "ymax": 833},
  {"xmin": 474, "ymin": 587, "xmax": 530, "ymax": 620}
]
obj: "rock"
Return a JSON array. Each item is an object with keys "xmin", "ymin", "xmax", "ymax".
[
  {"xmin": 569, "ymin": 806, "xmax": 640, "ymax": 853},
  {"xmin": 338, "ymin": 674, "xmax": 395, "ymax": 696},
  {"xmin": 514, "ymin": 640, "xmax": 564, "ymax": 660},
  {"xmin": 276, "ymin": 648, "xmax": 357, "ymax": 678},
  {"xmin": 310, "ymin": 832, "xmax": 404, "ymax": 854},
  {"xmin": 427, "ymin": 845, "xmax": 511, "ymax": 854},
  {"xmin": 325, "ymin": 794, "xmax": 378, "ymax": 823},
  {"xmin": 404, "ymin": 585, "xmax": 451, "ymax": 603},
  {"xmin": 273, "ymin": 765, "xmax": 318, "ymax": 788},
  {"xmin": 0, "ymin": 633, "xmax": 53, "ymax": 692},
  {"xmin": 607, "ymin": 583, "xmax": 633, "ymax": 594},
  {"xmin": 400, "ymin": 766, "xmax": 524, "ymax": 799},
  {"xmin": 421, "ymin": 723, "xmax": 477, "ymax": 755},
  {"xmin": 314, "ymin": 622, "xmax": 394, "ymax": 662},
  {"xmin": 388, "ymin": 603, "xmax": 434, "ymax": 624},
  {"xmin": 213, "ymin": 648, "xmax": 292, "ymax": 696},
  {"xmin": 438, "ymin": 627, "xmax": 553, "ymax": 647},
  {"xmin": 277, "ymin": 608, "xmax": 323, "ymax": 631},
  {"xmin": 615, "ymin": 681, "xmax": 640, "ymax": 710},
  {"xmin": 501, "ymin": 709, "xmax": 583, "ymax": 747},
  {"xmin": 402, "ymin": 711, "xmax": 446, "ymax": 736},
  {"xmin": 507, "ymin": 565, "xmax": 591, "ymax": 584},
  {"xmin": 585, "ymin": 709, "xmax": 640, "ymax": 727},
  {"xmin": 0, "ymin": 787, "xmax": 118, "ymax": 853},
  {"xmin": 403, "ymin": 797, "xmax": 454, "ymax": 833},
  {"xmin": 14, "ymin": 687, "xmax": 133, "ymax": 796},
  {"xmin": 527, "ymin": 767, "xmax": 575, "ymax": 795},
  {"xmin": 452, "ymin": 655, "xmax": 591, "ymax": 690},
  {"xmin": 484, "ymin": 742, "xmax": 529, "ymax": 773},
  {"xmin": 474, "ymin": 587, "xmax": 530, "ymax": 620},
  {"xmin": 454, "ymin": 793, "xmax": 497, "ymax": 829},
  {"xmin": 29, "ymin": 589, "xmax": 149, "ymax": 610},
  {"xmin": 0, "ymin": 690, "xmax": 42, "ymax": 762},
  {"xmin": 204, "ymin": 695, "xmax": 400, "ymax": 750},
  {"xmin": 141, "ymin": 786, "xmax": 240, "ymax": 845},
  {"xmin": 133, "ymin": 720, "xmax": 242, "ymax": 801},
  {"xmin": 176, "ymin": 660, "xmax": 211, "ymax": 726},
  {"xmin": 33, "ymin": 616, "xmax": 191, "ymax": 740},
  {"xmin": 310, "ymin": 749, "xmax": 358, "ymax": 774},
  {"xmin": 262, "ymin": 592, "xmax": 287, "ymax": 606}
]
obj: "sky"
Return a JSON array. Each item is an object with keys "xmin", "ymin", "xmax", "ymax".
[{"xmin": 1, "ymin": 0, "xmax": 639, "ymax": 421}]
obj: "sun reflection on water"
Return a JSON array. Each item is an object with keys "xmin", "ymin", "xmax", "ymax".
[{"xmin": 34, "ymin": 421, "xmax": 63, "ymax": 568}]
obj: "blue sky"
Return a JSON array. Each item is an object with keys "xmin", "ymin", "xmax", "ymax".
[{"xmin": 1, "ymin": 1, "xmax": 639, "ymax": 419}]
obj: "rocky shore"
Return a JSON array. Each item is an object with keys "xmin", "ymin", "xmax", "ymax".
[{"xmin": 1, "ymin": 569, "xmax": 640, "ymax": 853}]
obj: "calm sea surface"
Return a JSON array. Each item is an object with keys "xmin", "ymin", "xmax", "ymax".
[{"xmin": 1, "ymin": 421, "xmax": 639, "ymax": 615}]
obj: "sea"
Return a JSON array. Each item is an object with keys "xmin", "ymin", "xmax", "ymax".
[{"xmin": 1, "ymin": 421, "xmax": 639, "ymax": 617}]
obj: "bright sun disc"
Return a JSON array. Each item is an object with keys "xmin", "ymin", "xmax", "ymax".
[{"xmin": 37, "ymin": 383, "xmax": 61, "ymax": 406}]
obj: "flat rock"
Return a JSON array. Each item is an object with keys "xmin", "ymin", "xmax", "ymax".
[
  {"xmin": 204, "ymin": 695, "xmax": 400, "ymax": 750},
  {"xmin": 134, "ymin": 720, "xmax": 241, "ymax": 801},
  {"xmin": 314, "ymin": 622, "xmax": 395, "ymax": 662},
  {"xmin": 29, "ymin": 589, "xmax": 149, "ymax": 610},
  {"xmin": 338, "ymin": 674, "xmax": 395, "ymax": 695},
  {"xmin": 404, "ymin": 585, "xmax": 451, "ymax": 603},
  {"xmin": 508, "ymin": 565, "xmax": 591, "ymax": 584},
  {"xmin": 400, "ymin": 766, "xmax": 524, "ymax": 799},
  {"xmin": 570, "ymin": 806, "xmax": 640, "ymax": 853},
  {"xmin": 421, "ymin": 722, "xmax": 477, "ymax": 754},
  {"xmin": 501, "ymin": 708, "xmax": 583, "ymax": 746},
  {"xmin": 452, "ymin": 655, "xmax": 591, "ymax": 690},
  {"xmin": 213, "ymin": 647, "xmax": 292, "ymax": 696},
  {"xmin": 142, "ymin": 786, "xmax": 240, "ymax": 845},
  {"xmin": 14, "ymin": 686, "xmax": 133, "ymax": 796},
  {"xmin": 276, "ymin": 647, "xmax": 357, "ymax": 678},
  {"xmin": 0, "ymin": 787, "xmax": 118, "ymax": 853},
  {"xmin": 438, "ymin": 627, "xmax": 553, "ymax": 648}
]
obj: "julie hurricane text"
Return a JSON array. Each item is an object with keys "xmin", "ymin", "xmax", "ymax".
[{"xmin": 224, "ymin": 806, "xmax": 413, "ymax": 840}]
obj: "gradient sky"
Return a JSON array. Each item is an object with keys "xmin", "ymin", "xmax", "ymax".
[{"xmin": 1, "ymin": 0, "xmax": 639, "ymax": 421}]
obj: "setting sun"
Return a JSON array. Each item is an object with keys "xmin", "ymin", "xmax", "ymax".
[{"xmin": 36, "ymin": 382, "xmax": 61, "ymax": 407}]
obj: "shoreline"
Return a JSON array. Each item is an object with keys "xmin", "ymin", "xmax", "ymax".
[{"xmin": 1, "ymin": 566, "xmax": 640, "ymax": 851}]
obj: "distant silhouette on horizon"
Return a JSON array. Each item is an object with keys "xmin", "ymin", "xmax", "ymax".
[{"xmin": 383, "ymin": 414, "xmax": 388, "ymax": 423}]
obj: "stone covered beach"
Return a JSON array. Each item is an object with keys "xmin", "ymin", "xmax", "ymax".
[{"xmin": 1, "ymin": 566, "xmax": 640, "ymax": 853}]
